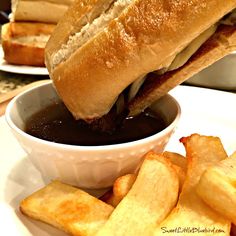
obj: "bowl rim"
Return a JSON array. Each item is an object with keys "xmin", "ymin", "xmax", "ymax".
[{"xmin": 5, "ymin": 81, "xmax": 181, "ymax": 152}]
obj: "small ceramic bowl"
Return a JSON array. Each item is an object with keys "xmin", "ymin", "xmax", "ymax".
[{"xmin": 5, "ymin": 81, "xmax": 181, "ymax": 189}]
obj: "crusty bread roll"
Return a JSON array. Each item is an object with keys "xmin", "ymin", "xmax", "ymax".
[
  {"xmin": 45, "ymin": 0, "xmax": 236, "ymax": 121},
  {"xmin": 129, "ymin": 24, "xmax": 236, "ymax": 116},
  {"xmin": 1, "ymin": 22, "xmax": 55, "ymax": 67},
  {"xmin": 11, "ymin": 0, "xmax": 74, "ymax": 24}
]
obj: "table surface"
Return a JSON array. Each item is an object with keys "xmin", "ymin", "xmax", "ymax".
[{"xmin": 0, "ymin": 70, "xmax": 50, "ymax": 94}]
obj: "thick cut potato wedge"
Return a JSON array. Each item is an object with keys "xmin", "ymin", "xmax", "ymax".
[
  {"xmin": 197, "ymin": 152, "xmax": 236, "ymax": 225},
  {"xmin": 163, "ymin": 151, "xmax": 187, "ymax": 171},
  {"xmin": 164, "ymin": 151, "xmax": 187, "ymax": 190},
  {"xmin": 232, "ymin": 151, "xmax": 236, "ymax": 159},
  {"xmin": 101, "ymin": 152, "xmax": 186, "ymax": 207},
  {"xmin": 20, "ymin": 181, "xmax": 113, "ymax": 236},
  {"xmin": 96, "ymin": 151, "xmax": 179, "ymax": 236},
  {"xmin": 100, "ymin": 174, "xmax": 136, "ymax": 207},
  {"xmin": 112, "ymin": 174, "xmax": 136, "ymax": 198},
  {"xmin": 154, "ymin": 134, "xmax": 231, "ymax": 236}
]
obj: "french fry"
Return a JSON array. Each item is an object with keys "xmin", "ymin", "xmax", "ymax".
[
  {"xmin": 20, "ymin": 180, "xmax": 113, "ymax": 236},
  {"xmin": 232, "ymin": 151, "xmax": 236, "ymax": 159},
  {"xmin": 112, "ymin": 174, "xmax": 136, "ymax": 198},
  {"xmin": 102, "ymin": 152, "xmax": 186, "ymax": 207},
  {"xmin": 163, "ymin": 151, "xmax": 187, "ymax": 171},
  {"xmin": 109, "ymin": 174, "xmax": 136, "ymax": 206},
  {"xmin": 154, "ymin": 134, "xmax": 231, "ymax": 236},
  {"xmin": 196, "ymin": 152, "xmax": 236, "ymax": 224},
  {"xmin": 96, "ymin": 151, "xmax": 179, "ymax": 236},
  {"xmin": 100, "ymin": 174, "xmax": 136, "ymax": 207},
  {"xmin": 164, "ymin": 151, "xmax": 187, "ymax": 190}
]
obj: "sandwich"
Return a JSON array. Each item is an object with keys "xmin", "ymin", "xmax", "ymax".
[
  {"xmin": 45, "ymin": 0, "xmax": 236, "ymax": 125},
  {"xmin": 1, "ymin": 22, "xmax": 55, "ymax": 66},
  {"xmin": 11, "ymin": 0, "xmax": 74, "ymax": 24}
]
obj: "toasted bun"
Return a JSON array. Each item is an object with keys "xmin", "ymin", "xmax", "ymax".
[
  {"xmin": 45, "ymin": 0, "xmax": 236, "ymax": 121},
  {"xmin": 2, "ymin": 22, "xmax": 55, "ymax": 66},
  {"xmin": 11, "ymin": 0, "xmax": 74, "ymax": 23},
  {"xmin": 129, "ymin": 24, "xmax": 236, "ymax": 116}
]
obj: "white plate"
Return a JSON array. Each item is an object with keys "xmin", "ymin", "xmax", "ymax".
[
  {"xmin": 1, "ymin": 85, "xmax": 236, "ymax": 235},
  {"xmin": 0, "ymin": 46, "xmax": 49, "ymax": 75}
]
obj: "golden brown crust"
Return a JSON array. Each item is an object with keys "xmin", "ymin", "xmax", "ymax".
[
  {"xmin": 129, "ymin": 24, "xmax": 236, "ymax": 116},
  {"xmin": 2, "ymin": 41, "xmax": 46, "ymax": 66},
  {"xmin": 2, "ymin": 22, "xmax": 55, "ymax": 39},
  {"xmin": 46, "ymin": 0, "xmax": 236, "ymax": 120},
  {"xmin": 154, "ymin": 134, "xmax": 230, "ymax": 235},
  {"xmin": 1, "ymin": 22, "xmax": 55, "ymax": 67},
  {"xmin": 45, "ymin": 0, "xmax": 115, "ymax": 73},
  {"xmin": 20, "ymin": 181, "xmax": 114, "ymax": 236},
  {"xmin": 11, "ymin": 0, "xmax": 73, "ymax": 23}
]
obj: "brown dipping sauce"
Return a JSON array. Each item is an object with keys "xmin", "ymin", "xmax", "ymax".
[{"xmin": 25, "ymin": 102, "xmax": 167, "ymax": 146}]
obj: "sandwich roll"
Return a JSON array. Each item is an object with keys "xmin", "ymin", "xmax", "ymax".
[
  {"xmin": 11, "ymin": 0, "xmax": 74, "ymax": 23},
  {"xmin": 45, "ymin": 0, "xmax": 236, "ymax": 122},
  {"xmin": 129, "ymin": 24, "xmax": 236, "ymax": 116},
  {"xmin": 2, "ymin": 22, "xmax": 55, "ymax": 67}
]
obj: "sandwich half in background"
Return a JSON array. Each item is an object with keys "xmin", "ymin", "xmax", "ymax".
[
  {"xmin": 45, "ymin": 0, "xmax": 236, "ymax": 124},
  {"xmin": 2, "ymin": 22, "xmax": 55, "ymax": 66},
  {"xmin": 11, "ymin": 0, "xmax": 74, "ymax": 24}
]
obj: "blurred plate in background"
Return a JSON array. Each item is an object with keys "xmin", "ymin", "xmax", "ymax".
[
  {"xmin": 186, "ymin": 51, "xmax": 236, "ymax": 90},
  {"xmin": 0, "ymin": 46, "xmax": 48, "ymax": 75}
]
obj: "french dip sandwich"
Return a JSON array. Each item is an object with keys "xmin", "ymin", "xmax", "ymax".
[{"xmin": 45, "ymin": 0, "xmax": 236, "ymax": 123}]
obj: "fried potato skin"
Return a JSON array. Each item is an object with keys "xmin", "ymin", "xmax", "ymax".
[
  {"xmin": 163, "ymin": 151, "xmax": 187, "ymax": 190},
  {"xmin": 101, "ymin": 152, "xmax": 186, "ymax": 207},
  {"xmin": 100, "ymin": 174, "xmax": 136, "ymax": 207},
  {"xmin": 112, "ymin": 174, "xmax": 136, "ymax": 198},
  {"xmin": 96, "ymin": 152, "xmax": 179, "ymax": 236},
  {"xmin": 155, "ymin": 134, "xmax": 231, "ymax": 236},
  {"xmin": 163, "ymin": 151, "xmax": 187, "ymax": 171},
  {"xmin": 20, "ymin": 181, "xmax": 113, "ymax": 236},
  {"xmin": 19, "ymin": 134, "xmax": 236, "ymax": 236},
  {"xmin": 197, "ymin": 153, "xmax": 236, "ymax": 225}
]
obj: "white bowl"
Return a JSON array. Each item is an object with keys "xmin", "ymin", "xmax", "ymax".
[
  {"xmin": 186, "ymin": 51, "xmax": 236, "ymax": 90},
  {"xmin": 5, "ymin": 81, "xmax": 181, "ymax": 189}
]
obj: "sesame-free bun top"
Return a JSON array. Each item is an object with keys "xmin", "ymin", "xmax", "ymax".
[
  {"xmin": 45, "ymin": 0, "xmax": 236, "ymax": 121},
  {"xmin": 2, "ymin": 22, "xmax": 55, "ymax": 66},
  {"xmin": 11, "ymin": 0, "xmax": 74, "ymax": 23}
]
